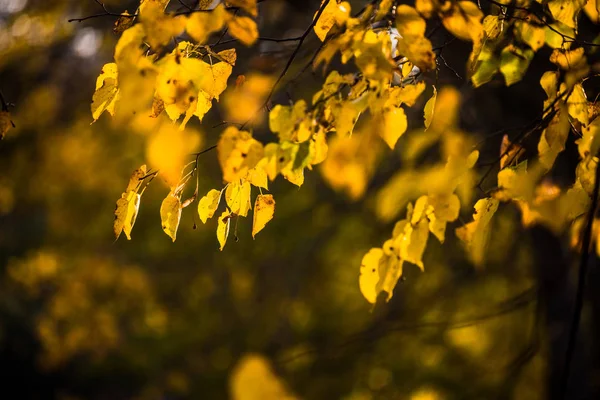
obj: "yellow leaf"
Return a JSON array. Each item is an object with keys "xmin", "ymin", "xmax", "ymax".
[
  {"xmin": 499, "ymin": 45, "xmax": 534, "ymax": 86},
  {"xmin": 549, "ymin": 47, "xmax": 587, "ymax": 70},
  {"xmin": 114, "ymin": 24, "xmax": 145, "ymax": 66},
  {"xmin": 246, "ymin": 163, "xmax": 269, "ymax": 189},
  {"xmin": 185, "ymin": 4, "xmax": 227, "ymax": 44},
  {"xmin": 538, "ymin": 108, "xmax": 570, "ymax": 169},
  {"xmin": 225, "ymin": 180, "xmax": 252, "ymax": 217},
  {"xmin": 396, "ymin": 5, "xmax": 426, "ymax": 37},
  {"xmin": 198, "ymin": 189, "xmax": 222, "ymax": 223},
  {"xmin": 229, "ymin": 354, "xmax": 297, "ymax": 400},
  {"xmin": 217, "ymin": 127, "xmax": 264, "ymax": 183},
  {"xmin": 515, "ymin": 22, "xmax": 545, "ymax": 51},
  {"xmin": 548, "ymin": 0, "xmax": 586, "ymax": 29},
  {"xmin": 139, "ymin": 0, "xmax": 186, "ymax": 49},
  {"xmin": 545, "ymin": 21, "xmax": 575, "ymax": 49},
  {"xmin": 583, "ymin": 0, "xmax": 600, "ymax": 23},
  {"xmin": 228, "ymin": 16, "xmax": 259, "ymax": 46},
  {"xmin": 397, "ymin": 217, "xmax": 429, "ymax": 271},
  {"xmin": 224, "ymin": 73, "xmax": 274, "ymax": 124},
  {"xmin": 146, "ymin": 121, "xmax": 201, "ymax": 188},
  {"xmin": 567, "ymin": 83, "xmax": 589, "ymax": 126},
  {"xmin": 269, "ymin": 101, "xmax": 307, "ymax": 141},
  {"xmin": 314, "ymin": 0, "xmax": 351, "ymax": 41},
  {"xmin": 380, "ymin": 107, "xmax": 407, "ymax": 149},
  {"xmin": 217, "ymin": 210, "xmax": 232, "ymax": 250},
  {"xmin": 428, "ymin": 87, "xmax": 460, "ymax": 132},
  {"xmin": 428, "ymin": 193, "xmax": 461, "ymax": 242},
  {"xmin": 576, "ymin": 157, "xmax": 598, "ymax": 195},
  {"xmin": 442, "ymin": 1, "xmax": 483, "ymax": 42},
  {"xmin": 423, "ymin": 86, "xmax": 437, "ymax": 130},
  {"xmin": 114, "ymin": 191, "xmax": 141, "ymax": 240},
  {"xmin": 386, "ymin": 82, "xmax": 426, "ymax": 107},
  {"xmin": 359, "ymin": 248, "xmax": 384, "ymax": 304},
  {"xmin": 154, "ymin": 46, "xmax": 235, "ymax": 125},
  {"xmin": 113, "ymin": 165, "xmax": 148, "ymax": 240},
  {"xmin": 252, "ymin": 194, "xmax": 275, "ymax": 238},
  {"xmin": 227, "ymin": 0, "xmax": 258, "ymax": 16},
  {"xmin": 332, "ymin": 97, "xmax": 368, "ymax": 136},
  {"xmin": 455, "ymin": 198, "xmax": 499, "ymax": 267},
  {"xmin": 0, "ymin": 111, "xmax": 14, "ymax": 139},
  {"xmin": 160, "ymin": 192, "xmax": 182, "ymax": 242},
  {"xmin": 91, "ymin": 63, "xmax": 119, "ymax": 121},
  {"xmin": 578, "ymin": 116, "xmax": 600, "ymax": 159}
]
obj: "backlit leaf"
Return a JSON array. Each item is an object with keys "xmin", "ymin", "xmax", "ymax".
[
  {"xmin": 423, "ymin": 86, "xmax": 437, "ymax": 130},
  {"xmin": 217, "ymin": 210, "xmax": 232, "ymax": 251},
  {"xmin": 228, "ymin": 16, "xmax": 259, "ymax": 46},
  {"xmin": 442, "ymin": 1, "xmax": 483, "ymax": 42},
  {"xmin": 198, "ymin": 189, "xmax": 222, "ymax": 223},
  {"xmin": 160, "ymin": 192, "xmax": 182, "ymax": 242},
  {"xmin": 229, "ymin": 354, "xmax": 297, "ymax": 400},
  {"xmin": 455, "ymin": 198, "xmax": 500, "ymax": 267},
  {"xmin": 314, "ymin": 0, "xmax": 351, "ymax": 41},
  {"xmin": 252, "ymin": 194, "xmax": 275, "ymax": 238},
  {"xmin": 380, "ymin": 107, "xmax": 407, "ymax": 149},
  {"xmin": 91, "ymin": 63, "xmax": 119, "ymax": 121},
  {"xmin": 225, "ymin": 180, "xmax": 252, "ymax": 217}
]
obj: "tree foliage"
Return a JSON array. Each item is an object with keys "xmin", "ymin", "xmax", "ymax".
[{"xmin": 2, "ymin": 0, "xmax": 600, "ymax": 397}]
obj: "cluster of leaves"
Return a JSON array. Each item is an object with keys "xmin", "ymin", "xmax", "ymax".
[{"xmin": 88, "ymin": 0, "xmax": 599, "ymax": 305}]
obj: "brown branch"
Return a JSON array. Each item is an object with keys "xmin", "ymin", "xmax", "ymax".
[{"xmin": 560, "ymin": 159, "xmax": 600, "ymax": 398}]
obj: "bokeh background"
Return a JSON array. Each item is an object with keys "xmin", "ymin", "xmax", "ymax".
[{"xmin": 1, "ymin": 0, "xmax": 599, "ymax": 399}]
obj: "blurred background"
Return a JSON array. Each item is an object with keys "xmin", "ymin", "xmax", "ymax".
[{"xmin": 1, "ymin": 0, "xmax": 599, "ymax": 399}]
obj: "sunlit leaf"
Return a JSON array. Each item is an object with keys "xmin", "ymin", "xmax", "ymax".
[
  {"xmin": 380, "ymin": 107, "xmax": 407, "ymax": 149},
  {"xmin": 423, "ymin": 86, "xmax": 437, "ymax": 130},
  {"xmin": 455, "ymin": 198, "xmax": 500, "ymax": 267},
  {"xmin": 314, "ymin": 0, "xmax": 351, "ymax": 41},
  {"xmin": 217, "ymin": 210, "xmax": 232, "ymax": 250},
  {"xmin": 252, "ymin": 194, "xmax": 275, "ymax": 238},
  {"xmin": 442, "ymin": 1, "xmax": 483, "ymax": 42},
  {"xmin": 0, "ymin": 111, "xmax": 14, "ymax": 139},
  {"xmin": 225, "ymin": 180, "xmax": 252, "ymax": 217},
  {"xmin": 186, "ymin": 4, "xmax": 227, "ymax": 44},
  {"xmin": 160, "ymin": 192, "xmax": 182, "ymax": 242},
  {"xmin": 359, "ymin": 247, "xmax": 384, "ymax": 304},
  {"xmin": 228, "ymin": 16, "xmax": 259, "ymax": 46},
  {"xmin": 198, "ymin": 189, "xmax": 222, "ymax": 223},
  {"xmin": 499, "ymin": 45, "xmax": 534, "ymax": 86},
  {"xmin": 217, "ymin": 127, "xmax": 264, "ymax": 183},
  {"xmin": 91, "ymin": 63, "xmax": 119, "ymax": 122},
  {"xmin": 229, "ymin": 354, "xmax": 298, "ymax": 400}
]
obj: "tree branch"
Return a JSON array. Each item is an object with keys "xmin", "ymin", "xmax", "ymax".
[{"xmin": 559, "ymin": 158, "xmax": 600, "ymax": 398}]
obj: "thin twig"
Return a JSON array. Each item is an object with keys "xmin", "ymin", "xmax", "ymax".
[{"xmin": 240, "ymin": 0, "xmax": 332, "ymax": 129}]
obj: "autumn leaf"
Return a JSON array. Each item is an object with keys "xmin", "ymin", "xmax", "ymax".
[
  {"xmin": 0, "ymin": 111, "xmax": 15, "ymax": 139},
  {"xmin": 225, "ymin": 180, "xmax": 252, "ymax": 217},
  {"xmin": 113, "ymin": 165, "xmax": 147, "ymax": 240},
  {"xmin": 252, "ymin": 194, "xmax": 275, "ymax": 238},
  {"xmin": 423, "ymin": 86, "xmax": 437, "ymax": 130},
  {"xmin": 314, "ymin": 0, "xmax": 350, "ymax": 41},
  {"xmin": 198, "ymin": 189, "xmax": 222, "ymax": 223},
  {"xmin": 217, "ymin": 210, "xmax": 232, "ymax": 250},
  {"xmin": 217, "ymin": 127, "xmax": 264, "ymax": 183},
  {"xmin": 380, "ymin": 107, "xmax": 407, "ymax": 149},
  {"xmin": 359, "ymin": 248, "xmax": 385, "ymax": 304},
  {"xmin": 227, "ymin": 16, "xmax": 259, "ymax": 46},
  {"xmin": 229, "ymin": 354, "xmax": 298, "ymax": 400},
  {"xmin": 160, "ymin": 192, "xmax": 182, "ymax": 242},
  {"xmin": 455, "ymin": 198, "xmax": 500, "ymax": 267},
  {"xmin": 91, "ymin": 63, "xmax": 119, "ymax": 122},
  {"xmin": 442, "ymin": 1, "xmax": 484, "ymax": 42}
]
